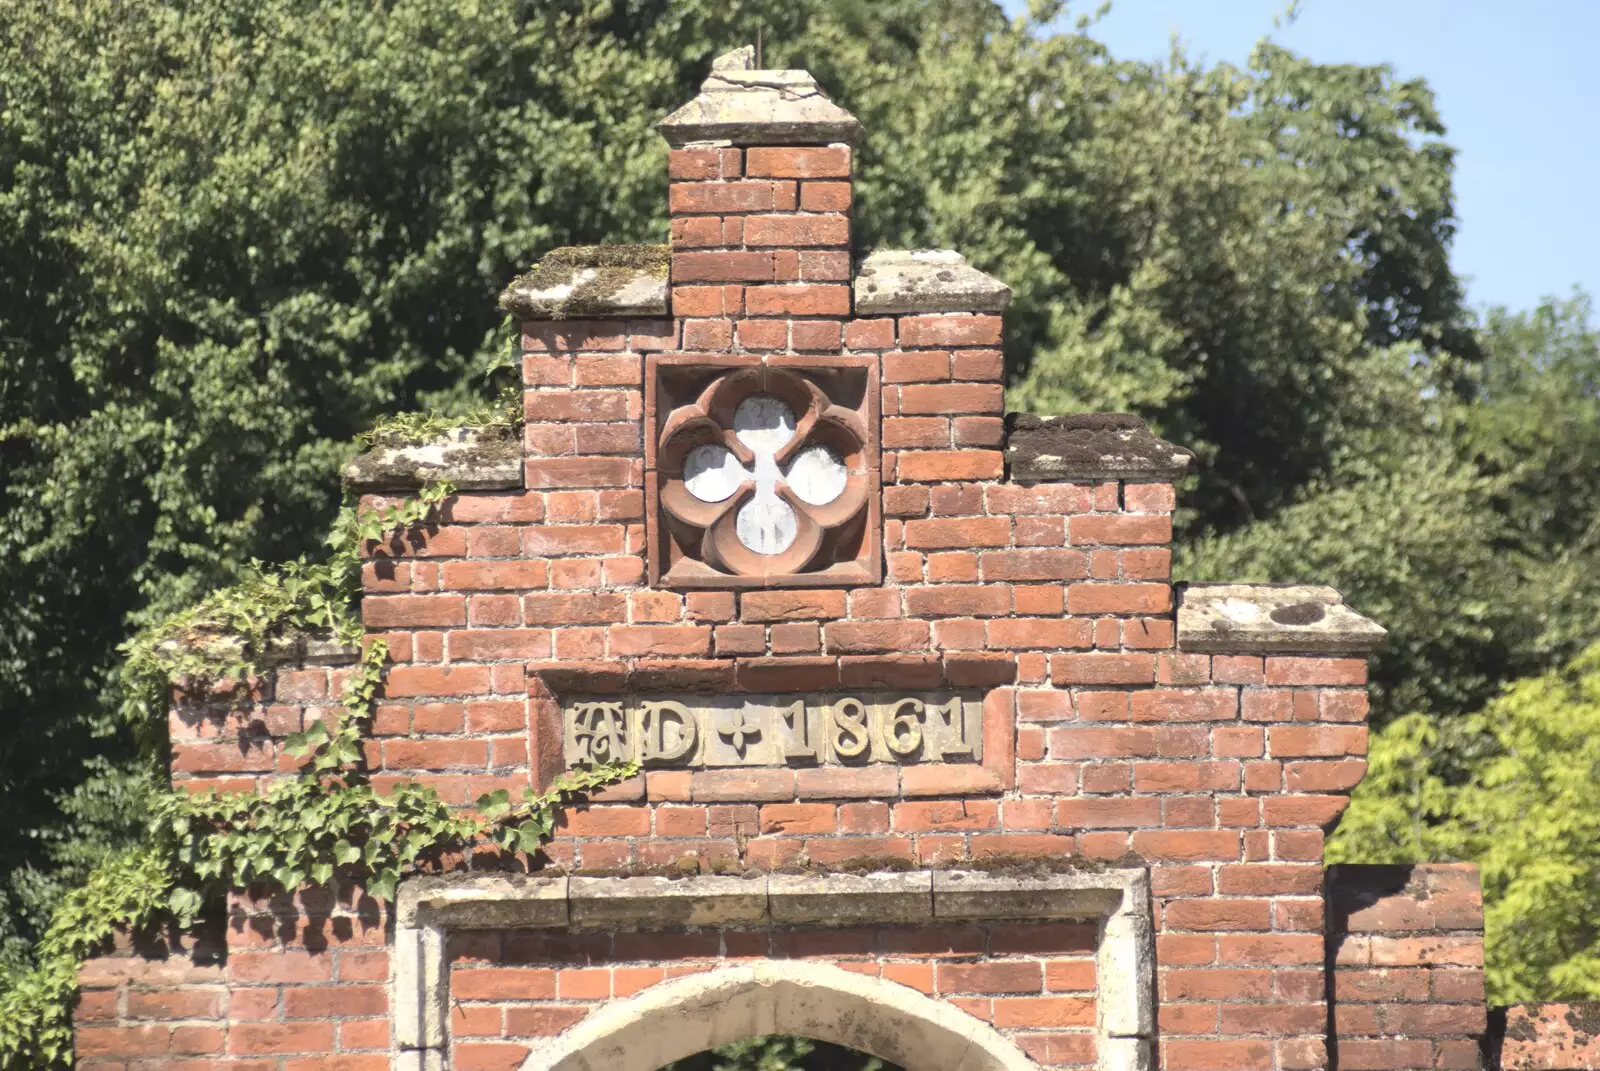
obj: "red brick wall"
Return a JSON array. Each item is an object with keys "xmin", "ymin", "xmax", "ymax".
[
  {"xmin": 1327, "ymin": 864, "xmax": 1489, "ymax": 1071},
  {"xmin": 445, "ymin": 922, "xmax": 1098, "ymax": 1071},
  {"xmin": 74, "ymin": 75, "xmax": 1509, "ymax": 1071}
]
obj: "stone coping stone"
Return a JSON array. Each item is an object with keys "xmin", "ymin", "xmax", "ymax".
[
  {"xmin": 768, "ymin": 871, "xmax": 933, "ymax": 925},
  {"xmin": 658, "ymin": 46, "xmax": 861, "ymax": 146},
  {"xmin": 932, "ymin": 869, "xmax": 1133, "ymax": 920},
  {"xmin": 854, "ymin": 250, "xmax": 1010, "ymax": 314},
  {"xmin": 396, "ymin": 867, "xmax": 1147, "ymax": 931},
  {"xmin": 160, "ymin": 629, "xmax": 357, "ymax": 672},
  {"xmin": 399, "ymin": 873, "xmax": 568, "ymax": 928},
  {"xmin": 500, "ymin": 244, "xmax": 670, "ymax": 321},
  {"xmin": 1177, "ymin": 582, "xmax": 1386, "ymax": 654},
  {"xmin": 342, "ymin": 425, "xmax": 521, "ymax": 492},
  {"xmin": 1005, "ymin": 412, "xmax": 1192, "ymax": 482},
  {"xmin": 569, "ymin": 875, "xmax": 768, "ymax": 930}
]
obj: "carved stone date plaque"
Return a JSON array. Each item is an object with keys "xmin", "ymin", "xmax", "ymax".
[{"xmin": 562, "ymin": 692, "xmax": 982, "ymax": 769}]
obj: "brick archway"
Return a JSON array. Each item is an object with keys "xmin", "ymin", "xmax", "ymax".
[{"xmin": 519, "ymin": 961, "xmax": 1039, "ymax": 1071}]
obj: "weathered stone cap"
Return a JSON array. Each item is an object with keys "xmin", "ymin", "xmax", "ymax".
[
  {"xmin": 658, "ymin": 46, "xmax": 861, "ymax": 147},
  {"xmin": 1006, "ymin": 413, "xmax": 1192, "ymax": 482},
  {"xmin": 854, "ymin": 250, "xmax": 1011, "ymax": 315},
  {"xmin": 499, "ymin": 244, "xmax": 669, "ymax": 321},
  {"xmin": 343, "ymin": 426, "xmax": 521, "ymax": 492},
  {"xmin": 1177, "ymin": 582, "xmax": 1386, "ymax": 654}
]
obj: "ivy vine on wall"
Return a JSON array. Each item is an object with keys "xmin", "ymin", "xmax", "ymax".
[{"xmin": 0, "ymin": 455, "xmax": 635, "ymax": 1068}]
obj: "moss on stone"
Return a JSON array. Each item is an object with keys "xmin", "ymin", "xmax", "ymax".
[{"xmin": 501, "ymin": 244, "xmax": 671, "ymax": 320}]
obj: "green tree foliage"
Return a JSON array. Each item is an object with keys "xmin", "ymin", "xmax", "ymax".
[
  {"xmin": 1327, "ymin": 644, "xmax": 1600, "ymax": 1002},
  {"xmin": 1183, "ymin": 294, "xmax": 1600, "ymax": 729},
  {"xmin": 666, "ymin": 1037, "xmax": 894, "ymax": 1071},
  {"xmin": 1, "ymin": 0, "xmax": 1593, "ymax": 1009}
]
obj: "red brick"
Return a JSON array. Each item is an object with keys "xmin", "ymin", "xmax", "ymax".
[
  {"xmin": 743, "ymin": 213, "xmax": 849, "ymax": 247},
  {"xmin": 898, "ymin": 383, "xmax": 1004, "ymax": 415},
  {"xmin": 824, "ymin": 620, "xmax": 929, "ymax": 654},
  {"xmin": 986, "ymin": 617, "xmax": 1093, "ymax": 650},
  {"xmin": 502, "ymin": 1005, "xmax": 590, "ymax": 1036},
  {"xmin": 938, "ymin": 961, "xmax": 1043, "ymax": 994},
  {"xmin": 790, "ymin": 320, "xmax": 843, "ymax": 351},
  {"xmin": 741, "ymin": 590, "xmax": 846, "ymax": 621},
  {"xmin": 607, "ymin": 626, "xmax": 711, "ymax": 657},
  {"xmin": 904, "ymin": 517, "xmax": 1010, "ymax": 549},
  {"xmin": 1058, "ymin": 798, "xmax": 1162, "ymax": 829},
  {"xmin": 671, "ymin": 250, "xmax": 775, "ymax": 283},
  {"xmin": 894, "ymin": 800, "xmax": 998, "ymax": 832},
  {"xmin": 228, "ymin": 1022, "xmax": 335, "ymax": 1055},
  {"xmin": 361, "ymin": 594, "xmax": 464, "ymax": 628},
  {"xmin": 1163, "ymin": 1039, "xmax": 1274, "ymax": 1071},
  {"xmin": 669, "ymin": 147, "xmax": 741, "ymax": 180},
  {"xmin": 796, "ymin": 765, "xmax": 899, "ymax": 799},
  {"xmin": 907, "ymin": 586, "xmax": 1011, "ymax": 619},
  {"xmin": 992, "ymin": 996, "xmax": 1095, "ymax": 1028},
  {"xmin": 1051, "ymin": 653, "xmax": 1155, "ymax": 684},
  {"xmin": 979, "ymin": 549, "xmax": 1087, "ymax": 581},
  {"xmin": 524, "ymin": 458, "xmax": 637, "ymax": 489},
  {"xmin": 845, "ymin": 318, "xmax": 895, "ymax": 349},
  {"xmin": 883, "ymin": 350, "xmax": 952, "ymax": 383},
  {"xmin": 1068, "ymin": 514, "xmax": 1172, "ymax": 545},
  {"xmin": 799, "ymin": 181, "xmax": 852, "ymax": 211},
  {"xmin": 899, "ymin": 315, "xmax": 1003, "ymax": 347},
  {"xmin": 1130, "ymin": 688, "xmax": 1238, "ymax": 722},
  {"xmin": 691, "ymin": 768, "xmax": 795, "ymax": 802},
  {"xmin": 1066, "ymin": 582, "xmax": 1171, "ymax": 614},
  {"xmin": 1165, "ymin": 899, "xmax": 1273, "ymax": 931},
  {"xmin": 1265, "ymin": 657, "xmax": 1368, "ymax": 685},
  {"xmin": 759, "ymin": 803, "xmax": 836, "ymax": 834},
  {"xmin": 746, "ymin": 146, "xmax": 851, "ymax": 178},
  {"xmin": 1131, "ymin": 830, "xmax": 1240, "ymax": 861},
  {"xmin": 670, "ymin": 182, "xmax": 777, "ymax": 214},
  {"xmin": 894, "ymin": 449, "xmax": 1003, "ymax": 482},
  {"xmin": 1269, "ymin": 724, "xmax": 1368, "ymax": 758},
  {"xmin": 744, "ymin": 284, "xmax": 850, "ymax": 316}
]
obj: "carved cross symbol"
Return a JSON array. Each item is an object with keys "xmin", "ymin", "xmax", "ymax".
[
  {"xmin": 715, "ymin": 707, "xmax": 763, "ymax": 757},
  {"xmin": 683, "ymin": 394, "xmax": 847, "ymax": 556}
]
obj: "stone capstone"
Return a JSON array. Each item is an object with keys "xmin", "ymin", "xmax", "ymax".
[
  {"xmin": 1005, "ymin": 412, "xmax": 1192, "ymax": 482},
  {"xmin": 500, "ymin": 244, "xmax": 670, "ymax": 321},
  {"xmin": 854, "ymin": 250, "xmax": 1011, "ymax": 315},
  {"xmin": 1177, "ymin": 582, "xmax": 1387, "ymax": 654},
  {"xmin": 658, "ymin": 46, "xmax": 861, "ymax": 146},
  {"xmin": 342, "ymin": 425, "xmax": 521, "ymax": 492}
]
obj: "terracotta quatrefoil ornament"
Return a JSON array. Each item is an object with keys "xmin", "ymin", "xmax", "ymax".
[{"xmin": 646, "ymin": 355, "xmax": 881, "ymax": 588}]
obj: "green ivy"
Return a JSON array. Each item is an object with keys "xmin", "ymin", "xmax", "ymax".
[{"xmin": 0, "ymin": 476, "xmax": 635, "ymax": 1069}]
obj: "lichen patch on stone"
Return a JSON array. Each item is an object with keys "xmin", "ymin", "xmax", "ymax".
[
  {"xmin": 1005, "ymin": 412, "xmax": 1192, "ymax": 481},
  {"xmin": 500, "ymin": 244, "xmax": 670, "ymax": 320},
  {"xmin": 343, "ymin": 425, "xmax": 523, "ymax": 491}
]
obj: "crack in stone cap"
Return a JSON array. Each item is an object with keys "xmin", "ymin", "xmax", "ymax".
[
  {"xmin": 1005, "ymin": 412, "xmax": 1193, "ymax": 482},
  {"xmin": 1177, "ymin": 582, "xmax": 1387, "ymax": 654},
  {"xmin": 855, "ymin": 250, "xmax": 1011, "ymax": 315},
  {"xmin": 659, "ymin": 46, "xmax": 862, "ymax": 147}
]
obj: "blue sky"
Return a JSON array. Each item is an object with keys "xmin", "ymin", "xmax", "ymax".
[{"xmin": 1001, "ymin": 0, "xmax": 1599, "ymax": 313}]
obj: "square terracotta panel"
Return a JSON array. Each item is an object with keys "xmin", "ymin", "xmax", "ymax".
[{"xmin": 646, "ymin": 354, "xmax": 880, "ymax": 589}]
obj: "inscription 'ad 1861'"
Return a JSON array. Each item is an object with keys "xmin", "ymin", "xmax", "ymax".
[{"xmin": 562, "ymin": 692, "xmax": 983, "ymax": 769}]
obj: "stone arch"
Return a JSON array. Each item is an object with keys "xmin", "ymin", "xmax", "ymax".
[{"xmin": 519, "ymin": 960, "xmax": 1042, "ymax": 1071}]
